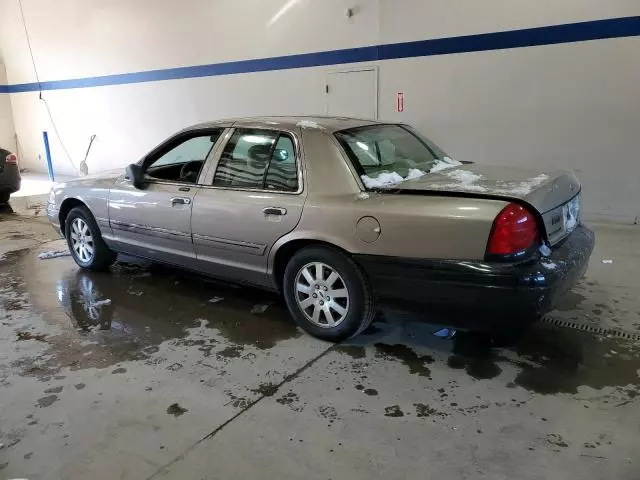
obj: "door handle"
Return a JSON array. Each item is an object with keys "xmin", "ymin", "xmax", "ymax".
[
  {"xmin": 262, "ymin": 207, "xmax": 287, "ymax": 216},
  {"xmin": 171, "ymin": 197, "xmax": 192, "ymax": 206}
]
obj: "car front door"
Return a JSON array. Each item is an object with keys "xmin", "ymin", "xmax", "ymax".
[
  {"xmin": 191, "ymin": 127, "xmax": 306, "ymax": 286},
  {"xmin": 108, "ymin": 128, "xmax": 225, "ymax": 267}
]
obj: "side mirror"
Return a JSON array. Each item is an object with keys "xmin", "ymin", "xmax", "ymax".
[{"xmin": 125, "ymin": 164, "xmax": 144, "ymax": 188}]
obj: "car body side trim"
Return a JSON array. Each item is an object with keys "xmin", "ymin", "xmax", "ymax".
[
  {"xmin": 96, "ymin": 216, "xmax": 110, "ymax": 228},
  {"xmin": 192, "ymin": 233, "xmax": 266, "ymax": 255},
  {"xmin": 110, "ymin": 219, "xmax": 191, "ymax": 240}
]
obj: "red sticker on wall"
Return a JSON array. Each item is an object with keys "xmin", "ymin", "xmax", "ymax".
[{"xmin": 397, "ymin": 92, "xmax": 404, "ymax": 113}]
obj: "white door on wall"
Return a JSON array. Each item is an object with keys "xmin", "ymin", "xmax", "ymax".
[{"xmin": 326, "ymin": 68, "xmax": 378, "ymax": 120}]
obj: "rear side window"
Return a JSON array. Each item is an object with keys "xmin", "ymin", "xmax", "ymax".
[
  {"xmin": 213, "ymin": 129, "xmax": 298, "ymax": 192},
  {"xmin": 265, "ymin": 135, "xmax": 297, "ymax": 192}
]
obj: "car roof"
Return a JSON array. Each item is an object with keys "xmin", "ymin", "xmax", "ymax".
[{"xmin": 186, "ymin": 116, "xmax": 385, "ymax": 133}]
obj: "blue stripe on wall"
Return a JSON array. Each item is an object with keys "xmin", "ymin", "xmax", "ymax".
[{"xmin": 2, "ymin": 16, "xmax": 639, "ymax": 93}]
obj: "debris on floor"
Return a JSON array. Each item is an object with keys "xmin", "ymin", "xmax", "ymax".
[
  {"xmin": 16, "ymin": 331, "xmax": 47, "ymax": 342},
  {"xmin": 602, "ymin": 259, "xmax": 613, "ymax": 264},
  {"xmin": 251, "ymin": 304, "xmax": 270, "ymax": 314},
  {"xmin": 433, "ymin": 328, "xmax": 457, "ymax": 339},
  {"xmin": 167, "ymin": 403, "xmax": 188, "ymax": 417},
  {"xmin": 209, "ymin": 296, "xmax": 224, "ymax": 304},
  {"xmin": 38, "ymin": 250, "xmax": 71, "ymax": 260}
]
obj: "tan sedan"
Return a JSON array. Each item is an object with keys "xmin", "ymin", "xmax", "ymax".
[{"xmin": 47, "ymin": 117, "xmax": 594, "ymax": 341}]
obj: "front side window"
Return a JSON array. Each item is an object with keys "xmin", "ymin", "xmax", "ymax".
[
  {"xmin": 146, "ymin": 130, "xmax": 222, "ymax": 184},
  {"xmin": 213, "ymin": 128, "xmax": 298, "ymax": 191},
  {"xmin": 335, "ymin": 125, "xmax": 456, "ymax": 189}
]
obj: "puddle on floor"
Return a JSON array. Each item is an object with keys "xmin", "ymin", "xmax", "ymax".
[
  {"xmin": 344, "ymin": 314, "xmax": 640, "ymax": 399},
  {"xmin": 0, "ymin": 249, "xmax": 300, "ymax": 378},
  {"xmin": 2, "ymin": 247, "xmax": 639, "ymax": 401},
  {"xmin": 511, "ymin": 325, "xmax": 640, "ymax": 394}
]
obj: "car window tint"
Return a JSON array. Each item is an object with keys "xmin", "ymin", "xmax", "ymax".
[
  {"xmin": 147, "ymin": 131, "xmax": 221, "ymax": 184},
  {"xmin": 265, "ymin": 135, "xmax": 298, "ymax": 192},
  {"xmin": 213, "ymin": 129, "xmax": 298, "ymax": 192}
]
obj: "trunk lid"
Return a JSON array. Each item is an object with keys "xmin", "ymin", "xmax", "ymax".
[{"xmin": 382, "ymin": 164, "xmax": 582, "ymax": 245}]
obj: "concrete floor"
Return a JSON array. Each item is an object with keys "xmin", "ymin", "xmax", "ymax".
[{"xmin": 0, "ymin": 204, "xmax": 639, "ymax": 480}]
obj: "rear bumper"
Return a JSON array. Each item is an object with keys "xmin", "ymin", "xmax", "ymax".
[{"xmin": 354, "ymin": 224, "xmax": 595, "ymax": 330}]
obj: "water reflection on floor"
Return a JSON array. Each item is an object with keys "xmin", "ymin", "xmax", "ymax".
[{"xmin": 1, "ymin": 247, "xmax": 638, "ymax": 402}]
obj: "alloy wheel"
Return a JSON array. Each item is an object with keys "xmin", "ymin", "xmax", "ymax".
[
  {"xmin": 70, "ymin": 218, "xmax": 95, "ymax": 264},
  {"xmin": 295, "ymin": 262, "xmax": 350, "ymax": 328}
]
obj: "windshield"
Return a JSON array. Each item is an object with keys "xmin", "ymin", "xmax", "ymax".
[{"xmin": 335, "ymin": 124, "xmax": 460, "ymax": 189}]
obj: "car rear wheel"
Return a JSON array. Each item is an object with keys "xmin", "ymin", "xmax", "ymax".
[
  {"xmin": 0, "ymin": 190, "xmax": 9, "ymax": 204},
  {"xmin": 65, "ymin": 206, "xmax": 117, "ymax": 271},
  {"xmin": 283, "ymin": 246, "xmax": 375, "ymax": 342}
]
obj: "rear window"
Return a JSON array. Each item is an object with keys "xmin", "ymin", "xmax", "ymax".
[{"xmin": 334, "ymin": 124, "xmax": 458, "ymax": 189}]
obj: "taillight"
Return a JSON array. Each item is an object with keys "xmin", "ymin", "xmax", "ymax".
[
  {"xmin": 5, "ymin": 153, "xmax": 17, "ymax": 164},
  {"xmin": 487, "ymin": 203, "xmax": 538, "ymax": 257}
]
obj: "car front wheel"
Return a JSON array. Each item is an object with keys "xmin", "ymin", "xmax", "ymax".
[
  {"xmin": 283, "ymin": 246, "xmax": 375, "ymax": 342},
  {"xmin": 65, "ymin": 206, "xmax": 117, "ymax": 271}
]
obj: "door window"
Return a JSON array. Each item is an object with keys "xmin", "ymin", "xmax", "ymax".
[
  {"xmin": 265, "ymin": 135, "xmax": 297, "ymax": 192},
  {"xmin": 146, "ymin": 130, "xmax": 222, "ymax": 184},
  {"xmin": 213, "ymin": 129, "xmax": 298, "ymax": 192}
]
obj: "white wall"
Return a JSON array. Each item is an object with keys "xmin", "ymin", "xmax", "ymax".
[
  {"xmin": 0, "ymin": 0, "xmax": 638, "ymax": 221},
  {"xmin": 0, "ymin": 61, "xmax": 16, "ymax": 153}
]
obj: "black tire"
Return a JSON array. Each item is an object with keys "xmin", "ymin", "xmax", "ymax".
[
  {"xmin": 0, "ymin": 190, "xmax": 10, "ymax": 204},
  {"xmin": 283, "ymin": 246, "xmax": 375, "ymax": 342},
  {"xmin": 65, "ymin": 206, "xmax": 117, "ymax": 271}
]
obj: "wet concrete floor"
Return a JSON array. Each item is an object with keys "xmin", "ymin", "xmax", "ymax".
[{"xmin": 1, "ymin": 211, "xmax": 639, "ymax": 479}]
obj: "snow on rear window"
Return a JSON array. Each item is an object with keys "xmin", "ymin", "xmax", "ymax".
[
  {"xmin": 360, "ymin": 160, "xmax": 463, "ymax": 188},
  {"xmin": 361, "ymin": 171, "xmax": 404, "ymax": 188},
  {"xmin": 335, "ymin": 124, "xmax": 457, "ymax": 189},
  {"xmin": 430, "ymin": 157, "xmax": 462, "ymax": 172}
]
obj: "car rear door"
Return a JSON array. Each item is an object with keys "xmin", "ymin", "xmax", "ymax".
[
  {"xmin": 108, "ymin": 128, "xmax": 224, "ymax": 268},
  {"xmin": 191, "ymin": 126, "xmax": 306, "ymax": 286}
]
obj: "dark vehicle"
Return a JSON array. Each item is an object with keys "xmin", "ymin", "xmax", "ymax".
[{"xmin": 0, "ymin": 147, "xmax": 20, "ymax": 204}]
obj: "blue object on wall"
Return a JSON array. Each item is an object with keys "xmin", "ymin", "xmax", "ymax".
[{"xmin": 42, "ymin": 131, "xmax": 54, "ymax": 181}]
